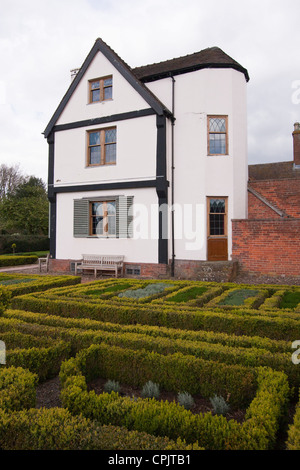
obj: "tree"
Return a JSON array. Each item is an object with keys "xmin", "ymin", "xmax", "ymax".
[
  {"xmin": 0, "ymin": 175, "xmax": 48, "ymax": 235},
  {"xmin": 0, "ymin": 164, "xmax": 25, "ymax": 200}
]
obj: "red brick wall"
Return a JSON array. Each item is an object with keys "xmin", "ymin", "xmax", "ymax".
[
  {"xmin": 249, "ymin": 180, "xmax": 300, "ymax": 218},
  {"xmin": 232, "ymin": 219, "xmax": 300, "ymax": 276},
  {"xmin": 49, "ymin": 259, "xmax": 169, "ymax": 278},
  {"xmin": 124, "ymin": 262, "xmax": 169, "ymax": 278},
  {"xmin": 248, "ymin": 191, "xmax": 281, "ymax": 219},
  {"xmin": 49, "ymin": 259, "xmax": 73, "ymax": 272}
]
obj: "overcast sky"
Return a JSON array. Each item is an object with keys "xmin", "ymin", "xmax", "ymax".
[{"xmin": 1, "ymin": 0, "xmax": 300, "ymax": 183}]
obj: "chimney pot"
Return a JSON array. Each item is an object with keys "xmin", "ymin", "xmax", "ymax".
[
  {"xmin": 294, "ymin": 122, "xmax": 300, "ymax": 132},
  {"xmin": 70, "ymin": 68, "xmax": 80, "ymax": 82}
]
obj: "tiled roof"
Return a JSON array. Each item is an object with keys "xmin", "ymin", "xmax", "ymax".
[
  {"xmin": 249, "ymin": 161, "xmax": 300, "ymax": 180},
  {"xmin": 133, "ymin": 47, "xmax": 249, "ymax": 82}
]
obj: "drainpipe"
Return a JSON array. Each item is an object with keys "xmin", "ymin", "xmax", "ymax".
[{"xmin": 171, "ymin": 75, "xmax": 176, "ymax": 277}]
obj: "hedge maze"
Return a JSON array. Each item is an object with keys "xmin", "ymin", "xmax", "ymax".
[{"xmin": 0, "ymin": 275, "xmax": 300, "ymax": 450}]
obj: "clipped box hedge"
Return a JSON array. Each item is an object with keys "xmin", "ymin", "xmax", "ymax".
[
  {"xmin": 0, "ymin": 328, "xmax": 71, "ymax": 381},
  {"xmin": 0, "ymin": 366, "xmax": 37, "ymax": 411},
  {"xmin": 3, "ymin": 308, "xmax": 290, "ymax": 354},
  {"xmin": 287, "ymin": 388, "xmax": 300, "ymax": 450},
  {"xmin": 60, "ymin": 343, "xmax": 256, "ymax": 408},
  {"xmin": 0, "ymin": 407, "xmax": 202, "ymax": 450},
  {"xmin": 60, "ymin": 346, "xmax": 290, "ymax": 450},
  {"xmin": 2, "ymin": 309, "xmax": 298, "ymax": 389},
  {"xmin": 11, "ymin": 290, "xmax": 300, "ymax": 341},
  {"xmin": 0, "ymin": 273, "xmax": 81, "ymax": 297},
  {"xmin": 0, "ymin": 255, "xmax": 38, "ymax": 267}
]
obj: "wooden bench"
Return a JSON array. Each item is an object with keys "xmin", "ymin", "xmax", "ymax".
[
  {"xmin": 38, "ymin": 254, "xmax": 50, "ymax": 272},
  {"xmin": 74, "ymin": 254, "xmax": 124, "ymax": 278}
]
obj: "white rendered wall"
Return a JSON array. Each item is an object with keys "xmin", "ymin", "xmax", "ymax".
[
  {"xmin": 56, "ymin": 51, "xmax": 151, "ymax": 125},
  {"xmin": 55, "ymin": 188, "xmax": 159, "ymax": 263},
  {"xmin": 147, "ymin": 68, "xmax": 248, "ymax": 261},
  {"xmin": 53, "ymin": 114, "xmax": 157, "ymax": 186}
]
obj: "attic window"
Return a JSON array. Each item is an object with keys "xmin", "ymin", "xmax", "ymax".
[{"xmin": 89, "ymin": 76, "xmax": 112, "ymax": 103}]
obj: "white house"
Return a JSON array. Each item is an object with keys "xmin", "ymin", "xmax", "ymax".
[{"xmin": 44, "ymin": 38, "xmax": 249, "ymax": 277}]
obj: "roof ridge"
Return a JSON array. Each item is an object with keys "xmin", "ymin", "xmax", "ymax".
[
  {"xmin": 133, "ymin": 46, "xmax": 249, "ymax": 82},
  {"xmin": 133, "ymin": 46, "xmax": 222, "ymax": 70}
]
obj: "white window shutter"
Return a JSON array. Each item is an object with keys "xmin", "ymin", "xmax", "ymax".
[{"xmin": 73, "ymin": 199, "xmax": 89, "ymax": 237}]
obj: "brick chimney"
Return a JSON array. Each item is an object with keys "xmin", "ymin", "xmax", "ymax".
[{"xmin": 293, "ymin": 122, "xmax": 300, "ymax": 167}]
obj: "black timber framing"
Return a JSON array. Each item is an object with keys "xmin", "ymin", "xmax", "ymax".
[
  {"xmin": 52, "ymin": 108, "xmax": 156, "ymax": 133},
  {"xmin": 156, "ymin": 114, "xmax": 168, "ymax": 264},
  {"xmin": 43, "ymin": 38, "xmax": 172, "ymax": 138},
  {"xmin": 45, "ymin": 38, "xmax": 172, "ymax": 264},
  {"xmin": 47, "ymin": 113, "xmax": 170, "ymax": 264}
]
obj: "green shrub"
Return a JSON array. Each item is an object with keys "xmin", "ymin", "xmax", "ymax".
[
  {"xmin": 0, "ymin": 235, "xmax": 49, "ymax": 255},
  {"xmin": 241, "ymin": 367, "xmax": 290, "ymax": 450},
  {"xmin": 210, "ymin": 395, "xmax": 230, "ymax": 416},
  {"xmin": 219, "ymin": 289, "xmax": 259, "ymax": 306},
  {"xmin": 0, "ymin": 407, "xmax": 202, "ymax": 450},
  {"xmin": 280, "ymin": 291, "xmax": 300, "ymax": 310},
  {"xmin": 0, "ymin": 274, "xmax": 80, "ymax": 297},
  {"xmin": 141, "ymin": 381, "xmax": 160, "ymax": 399},
  {"xmin": 0, "ymin": 328, "xmax": 71, "ymax": 381},
  {"xmin": 177, "ymin": 392, "xmax": 195, "ymax": 410},
  {"xmin": 4, "ymin": 308, "xmax": 298, "ymax": 388},
  {"xmin": 163, "ymin": 286, "xmax": 208, "ymax": 303},
  {"xmin": 0, "ymin": 366, "xmax": 37, "ymax": 411},
  {"xmin": 104, "ymin": 380, "xmax": 121, "ymax": 394},
  {"xmin": 60, "ymin": 354, "xmax": 289, "ymax": 450},
  {"xmin": 286, "ymin": 389, "xmax": 300, "ymax": 450},
  {"xmin": 0, "ymin": 286, "xmax": 11, "ymax": 314},
  {"xmin": 0, "ymin": 256, "xmax": 38, "ymax": 267},
  {"xmin": 60, "ymin": 343, "xmax": 256, "ymax": 407},
  {"xmin": 118, "ymin": 283, "xmax": 173, "ymax": 299},
  {"xmin": 12, "ymin": 288, "xmax": 300, "ymax": 341},
  {"xmin": 6, "ymin": 340, "xmax": 71, "ymax": 382}
]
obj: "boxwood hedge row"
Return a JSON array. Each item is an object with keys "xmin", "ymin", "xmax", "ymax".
[
  {"xmin": 11, "ymin": 291, "xmax": 300, "ymax": 341},
  {"xmin": 59, "ymin": 346, "xmax": 290, "ymax": 450},
  {"xmin": 0, "ymin": 366, "xmax": 37, "ymax": 411},
  {"xmin": 0, "ymin": 407, "xmax": 202, "ymax": 450},
  {"xmin": 1, "ymin": 310, "xmax": 298, "ymax": 389}
]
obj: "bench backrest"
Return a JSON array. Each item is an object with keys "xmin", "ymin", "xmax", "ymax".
[{"xmin": 82, "ymin": 254, "xmax": 124, "ymax": 265}]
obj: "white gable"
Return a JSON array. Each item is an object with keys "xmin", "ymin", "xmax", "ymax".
[{"xmin": 56, "ymin": 51, "xmax": 153, "ymax": 126}]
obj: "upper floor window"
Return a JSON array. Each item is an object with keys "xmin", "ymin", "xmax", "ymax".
[
  {"xmin": 208, "ymin": 116, "xmax": 228, "ymax": 155},
  {"xmin": 89, "ymin": 76, "xmax": 112, "ymax": 103},
  {"xmin": 87, "ymin": 127, "xmax": 116, "ymax": 166}
]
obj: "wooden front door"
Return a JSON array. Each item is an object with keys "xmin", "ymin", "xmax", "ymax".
[{"xmin": 207, "ymin": 197, "xmax": 228, "ymax": 261}]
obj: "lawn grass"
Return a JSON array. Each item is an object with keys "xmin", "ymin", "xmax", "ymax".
[
  {"xmin": 167, "ymin": 286, "xmax": 208, "ymax": 303},
  {"xmin": 280, "ymin": 291, "xmax": 300, "ymax": 309},
  {"xmin": 86, "ymin": 283, "xmax": 134, "ymax": 296}
]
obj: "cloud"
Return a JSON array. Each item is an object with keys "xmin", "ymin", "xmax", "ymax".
[{"xmin": 0, "ymin": 0, "xmax": 300, "ymax": 182}]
